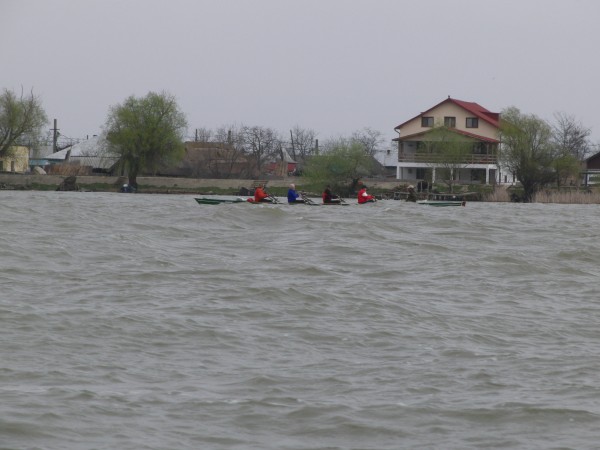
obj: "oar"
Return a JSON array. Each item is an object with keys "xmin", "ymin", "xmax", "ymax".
[
  {"xmin": 300, "ymin": 192, "xmax": 317, "ymax": 205},
  {"xmin": 331, "ymin": 193, "xmax": 346, "ymax": 204}
]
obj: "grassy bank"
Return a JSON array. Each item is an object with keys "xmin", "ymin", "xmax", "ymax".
[
  {"xmin": 484, "ymin": 186, "xmax": 600, "ymax": 203},
  {"xmin": 4, "ymin": 173, "xmax": 600, "ymax": 203}
]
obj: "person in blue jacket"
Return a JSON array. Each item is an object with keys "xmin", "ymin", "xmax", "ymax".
[{"xmin": 287, "ymin": 183, "xmax": 305, "ymax": 204}]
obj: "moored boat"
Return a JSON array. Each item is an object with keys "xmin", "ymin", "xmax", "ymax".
[
  {"xmin": 417, "ymin": 200, "xmax": 466, "ymax": 207},
  {"xmin": 195, "ymin": 197, "xmax": 247, "ymax": 205}
]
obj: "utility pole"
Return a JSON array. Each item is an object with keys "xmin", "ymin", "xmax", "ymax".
[
  {"xmin": 51, "ymin": 119, "xmax": 59, "ymax": 152},
  {"xmin": 289, "ymin": 129, "xmax": 295, "ymax": 160}
]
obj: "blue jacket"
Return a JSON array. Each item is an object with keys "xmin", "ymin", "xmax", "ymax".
[{"xmin": 287, "ymin": 188, "xmax": 300, "ymax": 203}]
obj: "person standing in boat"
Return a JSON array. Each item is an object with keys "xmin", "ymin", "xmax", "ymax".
[
  {"xmin": 357, "ymin": 184, "xmax": 376, "ymax": 204},
  {"xmin": 322, "ymin": 185, "xmax": 341, "ymax": 204},
  {"xmin": 406, "ymin": 185, "xmax": 417, "ymax": 202},
  {"xmin": 287, "ymin": 183, "xmax": 305, "ymax": 204},
  {"xmin": 253, "ymin": 184, "xmax": 272, "ymax": 203}
]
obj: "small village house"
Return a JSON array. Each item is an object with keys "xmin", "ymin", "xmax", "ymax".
[
  {"xmin": 156, "ymin": 141, "xmax": 252, "ymax": 179},
  {"xmin": 583, "ymin": 151, "xmax": 600, "ymax": 186},
  {"xmin": 45, "ymin": 135, "xmax": 119, "ymax": 175},
  {"xmin": 264, "ymin": 149, "xmax": 298, "ymax": 177},
  {"xmin": 0, "ymin": 146, "xmax": 29, "ymax": 173},
  {"xmin": 394, "ymin": 97, "xmax": 504, "ymax": 185}
]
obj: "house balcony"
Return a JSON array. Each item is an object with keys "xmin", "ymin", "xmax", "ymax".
[{"xmin": 398, "ymin": 153, "xmax": 498, "ymax": 165}]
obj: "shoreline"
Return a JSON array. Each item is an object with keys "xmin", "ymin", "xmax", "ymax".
[{"xmin": 0, "ymin": 173, "xmax": 403, "ymax": 196}]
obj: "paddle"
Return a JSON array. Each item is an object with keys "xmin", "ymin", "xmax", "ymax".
[
  {"xmin": 300, "ymin": 192, "xmax": 317, "ymax": 205},
  {"xmin": 329, "ymin": 192, "xmax": 346, "ymax": 204},
  {"xmin": 267, "ymin": 193, "xmax": 280, "ymax": 204}
]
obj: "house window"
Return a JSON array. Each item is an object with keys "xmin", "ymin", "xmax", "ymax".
[
  {"xmin": 466, "ymin": 117, "xmax": 479, "ymax": 128},
  {"xmin": 421, "ymin": 116, "xmax": 434, "ymax": 127},
  {"xmin": 444, "ymin": 116, "xmax": 456, "ymax": 128},
  {"xmin": 472, "ymin": 142, "xmax": 486, "ymax": 154}
]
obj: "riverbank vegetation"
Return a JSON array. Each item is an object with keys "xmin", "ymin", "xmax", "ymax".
[
  {"xmin": 3, "ymin": 85, "xmax": 600, "ymax": 204},
  {"xmin": 499, "ymin": 108, "xmax": 593, "ymax": 202},
  {"xmin": 0, "ymin": 88, "xmax": 47, "ymax": 157}
]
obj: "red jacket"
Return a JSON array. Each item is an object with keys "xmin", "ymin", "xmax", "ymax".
[
  {"xmin": 357, "ymin": 188, "xmax": 375, "ymax": 204},
  {"xmin": 254, "ymin": 187, "xmax": 269, "ymax": 202}
]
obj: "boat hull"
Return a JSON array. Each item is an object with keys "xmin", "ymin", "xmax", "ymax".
[
  {"xmin": 417, "ymin": 200, "xmax": 466, "ymax": 207},
  {"xmin": 195, "ymin": 197, "xmax": 348, "ymax": 206},
  {"xmin": 195, "ymin": 197, "xmax": 246, "ymax": 205}
]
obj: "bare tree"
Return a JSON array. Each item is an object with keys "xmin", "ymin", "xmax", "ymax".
[
  {"xmin": 0, "ymin": 87, "xmax": 48, "ymax": 156},
  {"xmin": 551, "ymin": 112, "xmax": 591, "ymax": 161},
  {"xmin": 241, "ymin": 125, "xmax": 281, "ymax": 175},
  {"xmin": 193, "ymin": 127, "xmax": 213, "ymax": 142},
  {"xmin": 181, "ymin": 124, "xmax": 250, "ymax": 178},
  {"xmin": 351, "ymin": 127, "xmax": 384, "ymax": 157},
  {"xmin": 320, "ymin": 136, "xmax": 352, "ymax": 153},
  {"xmin": 289, "ymin": 125, "xmax": 317, "ymax": 161},
  {"xmin": 214, "ymin": 123, "xmax": 245, "ymax": 150}
]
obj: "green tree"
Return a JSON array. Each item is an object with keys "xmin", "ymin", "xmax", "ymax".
[
  {"xmin": 0, "ymin": 87, "xmax": 48, "ymax": 156},
  {"xmin": 417, "ymin": 125, "xmax": 473, "ymax": 193},
  {"xmin": 304, "ymin": 140, "xmax": 375, "ymax": 195},
  {"xmin": 499, "ymin": 107, "xmax": 555, "ymax": 202},
  {"xmin": 552, "ymin": 154, "xmax": 581, "ymax": 188},
  {"xmin": 104, "ymin": 91, "xmax": 188, "ymax": 188}
]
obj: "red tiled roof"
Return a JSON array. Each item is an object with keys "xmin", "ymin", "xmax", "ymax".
[
  {"xmin": 450, "ymin": 98, "xmax": 500, "ymax": 127},
  {"xmin": 395, "ymin": 128, "xmax": 500, "ymax": 143},
  {"xmin": 394, "ymin": 97, "xmax": 500, "ymax": 130},
  {"xmin": 452, "ymin": 128, "xmax": 500, "ymax": 143}
]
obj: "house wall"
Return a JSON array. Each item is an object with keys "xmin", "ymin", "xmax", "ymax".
[
  {"xmin": 0, "ymin": 146, "xmax": 29, "ymax": 173},
  {"xmin": 586, "ymin": 154, "xmax": 600, "ymax": 170},
  {"xmin": 397, "ymin": 103, "xmax": 498, "ymax": 140}
]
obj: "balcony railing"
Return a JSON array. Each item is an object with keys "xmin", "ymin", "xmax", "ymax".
[{"xmin": 398, "ymin": 153, "xmax": 498, "ymax": 164}]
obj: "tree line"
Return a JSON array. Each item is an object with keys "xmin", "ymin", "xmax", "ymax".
[
  {"xmin": 498, "ymin": 107, "xmax": 594, "ymax": 201},
  {"xmin": 1, "ymin": 87, "xmax": 595, "ymax": 201},
  {"xmin": 0, "ymin": 88, "xmax": 388, "ymax": 189}
]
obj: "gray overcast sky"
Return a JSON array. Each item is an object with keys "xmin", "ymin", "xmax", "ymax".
[{"xmin": 2, "ymin": 0, "xmax": 600, "ymax": 145}]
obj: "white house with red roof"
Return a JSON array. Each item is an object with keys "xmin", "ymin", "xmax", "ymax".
[{"xmin": 394, "ymin": 96, "xmax": 507, "ymax": 185}]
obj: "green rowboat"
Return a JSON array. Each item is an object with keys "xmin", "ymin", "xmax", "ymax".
[
  {"xmin": 195, "ymin": 197, "xmax": 247, "ymax": 205},
  {"xmin": 417, "ymin": 200, "xmax": 466, "ymax": 207}
]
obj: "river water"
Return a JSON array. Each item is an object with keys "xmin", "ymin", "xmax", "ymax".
[{"xmin": 1, "ymin": 191, "xmax": 600, "ymax": 450}]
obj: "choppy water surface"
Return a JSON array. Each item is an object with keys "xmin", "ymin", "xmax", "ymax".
[{"xmin": 2, "ymin": 191, "xmax": 600, "ymax": 449}]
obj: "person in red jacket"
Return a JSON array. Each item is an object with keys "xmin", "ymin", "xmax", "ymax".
[
  {"xmin": 253, "ymin": 184, "xmax": 272, "ymax": 203},
  {"xmin": 357, "ymin": 185, "xmax": 376, "ymax": 204},
  {"xmin": 322, "ymin": 185, "xmax": 341, "ymax": 204}
]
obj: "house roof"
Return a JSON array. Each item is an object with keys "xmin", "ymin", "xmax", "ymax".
[
  {"xmin": 585, "ymin": 151, "xmax": 600, "ymax": 163},
  {"xmin": 394, "ymin": 97, "xmax": 500, "ymax": 130},
  {"xmin": 393, "ymin": 128, "xmax": 500, "ymax": 143},
  {"xmin": 47, "ymin": 136, "xmax": 119, "ymax": 170}
]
